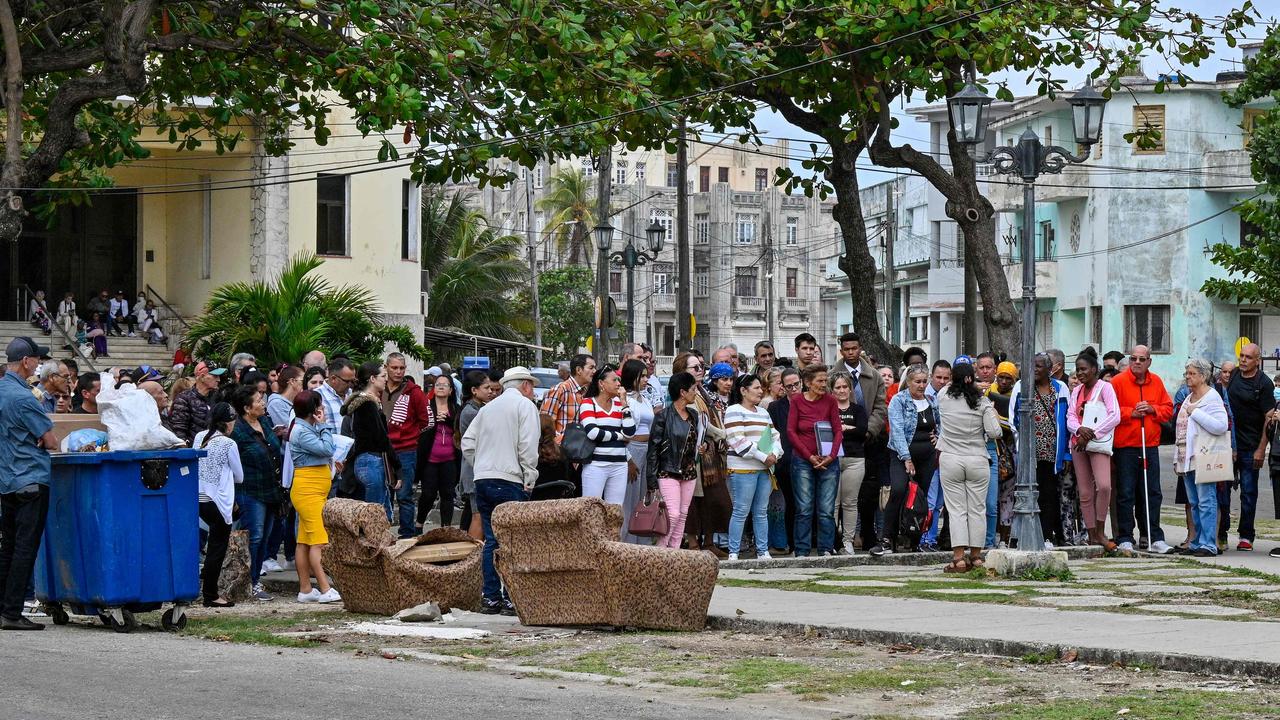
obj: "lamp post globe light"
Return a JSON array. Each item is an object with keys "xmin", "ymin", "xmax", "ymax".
[
  {"xmin": 947, "ymin": 76, "xmax": 1107, "ymax": 553},
  {"xmin": 605, "ymin": 218, "xmax": 666, "ymax": 342}
]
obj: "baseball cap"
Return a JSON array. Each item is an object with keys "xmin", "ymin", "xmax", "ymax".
[
  {"xmin": 6, "ymin": 336, "xmax": 50, "ymax": 362},
  {"xmin": 134, "ymin": 365, "xmax": 163, "ymax": 383},
  {"xmin": 194, "ymin": 361, "xmax": 227, "ymax": 378},
  {"xmin": 953, "ymin": 354, "xmax": 974, "ymax": 367}
]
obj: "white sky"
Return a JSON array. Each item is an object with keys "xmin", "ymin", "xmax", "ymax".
[{"xmin": 739, "ymin": 0, "xmax": 1277, "ymax": 184}]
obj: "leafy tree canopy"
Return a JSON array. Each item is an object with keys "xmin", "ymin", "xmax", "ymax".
[{"xmin": 516, "ymin": 265, "xmax": 595, "ymax": 358}]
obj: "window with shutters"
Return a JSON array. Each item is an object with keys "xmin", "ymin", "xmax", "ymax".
[
  {"xmin": 735, "ymin": 213, "xmax": 757, "ymax": 244},
  {"xmin": 699, "ymin": 166, "xmax": 710, "ymax": 192},
  {"xmin": 534, "ymin": 165, "xmax": 544, "ymax": 189},
  {"xmin": 785, "ymin": 217, "xmax": 799, "ymax": 246},
  {"xmin": 695, "ymin": 213, "xmax": 710, "ymax": 245},
  {"xmin": 1244, "ymin": 108, "xmax": 1267, "ymax": 147},
  {"xmin": 635, "ymin": 161, "xmax": 646, "ymax": 185},
  {"xmin": 666, "ymin": 162, "xmax": 679, "ymax": 187},
  {"xmin": 1132, "ymin": 105, "xmax": 1166, "ymax": 154},
  {"xmin": 694, "ymin": 267, "xmax": 709, "ymax": 298},
  {"xmin": 734, "ymin": 266, "xmax": 758, "ymax": 297},
  {"xmin": 653, "ymin": 272, "xmax": 671, "ymax": 295},
  {"xmin": 785, "ymin": 268, "xmax": 798, "ymax": 298},
  {"xmin": 718, "ymin": 166, "xmax": 729, "ymax": 183},
  {"xmin": 581, "ymin": 156, "xmax": 594, "ymax": 177},
  {"xmin": 609, "ymin": 271, "xmax": 622, "ymax": 294},
  {"xmin": 755, "ymin": 168, "xmax": 769, "ymax": 191},
  {"xmin": 1124, "ymin": 305, "xmax": 1171, "ymax": 353},
  {"xmin": 1090, "ymin": 305, "xmax": 1103, "ymax": 345},
  {"xmin": 650, "ymin": 208, "xmax": 673, "ymax": 244},
  {"xmin": 316, "ymin": 174, "xmax": 349, "ymax": 256},
  {"xmin": 614, "ymin": 160, "xmax": 628, "ymax": 185}
]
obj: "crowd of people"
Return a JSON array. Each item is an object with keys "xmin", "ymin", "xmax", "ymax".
[
  {"xmin": 27, "ymin": 288, "xmax": 168, "ymax": 359},
  {"xmin": 3, "ymin": 325, "xmax": 1280, "ymax": 629}
]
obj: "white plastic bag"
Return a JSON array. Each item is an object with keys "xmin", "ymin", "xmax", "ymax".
[{"xmin": 95, "ymin": 373, "xmax": 183, "ymax": 451}]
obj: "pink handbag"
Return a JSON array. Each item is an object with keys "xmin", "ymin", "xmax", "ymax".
[{"xmin": 627, "ymin": 490, "xmax": 670, "ymax": 538}]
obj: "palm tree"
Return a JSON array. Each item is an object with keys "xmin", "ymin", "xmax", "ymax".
[
  {"xmin": 421, "ymin": 188, "xmax": 528, "ymax": 339},
  {"xmin": 184, "ymin": 253, "xmax": 426, "ymax": 366},
  {"xmin": 537, "ymin": 166, "xmax": 596, "ymax": 268}
]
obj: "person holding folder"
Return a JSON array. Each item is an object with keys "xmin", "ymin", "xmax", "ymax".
[
  {"xmin": 724, "ymin": 374, "xmax": 782, "ymax": 560},
  {"xmin": 786, "ymin": 365, "xmax": 843, "ymax": 557}
]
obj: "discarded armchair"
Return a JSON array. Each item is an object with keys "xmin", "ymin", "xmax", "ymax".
[
  {"xmin": 492, "ymin": 497, "xmax": 719, "ymax": 631},
  {"xmin": 322, "ymin": 498, "xmax": 482, "ymax": 615}
]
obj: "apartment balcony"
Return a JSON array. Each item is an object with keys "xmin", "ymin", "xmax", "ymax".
[
  {"xmin": 784, "ymin": 297, "xmax": 809, "ymax": 310},
  {"xmin": 1003, "ymin": 257, "xmax": 1058, "ymax": 299},
  {"xmin": 780, "ymin": 195, "xmax": 808, "ymax": 210},
  {"xmin": 731, "ymin": 191, "xmax": 763, "ymax": 206},
  {"xmin": 1202, "ymin": 148, "xmax": 1256, "ymax": 193},
  {"xmin": 982, "ymin": 162, "xmax": 1092, "ymax": 212},
  {"xmin": 734, "ymin": 295, "xmax": 766, "ymax": 312},
  {"xmin": 651, "ymin": 293, "xmax": 675, "ymax": 311}
]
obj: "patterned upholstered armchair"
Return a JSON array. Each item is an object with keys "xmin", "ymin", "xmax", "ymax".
[
  {"xmin": 322, "ymin": 498, "xmax": 482, "ymax": 615},
  {"xmin": 492, "ymin": 497, "xmax": 718, "ymax": 631}
]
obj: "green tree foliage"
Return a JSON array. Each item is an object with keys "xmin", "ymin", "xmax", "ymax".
[
  {"xmin": 517, "ymin": 266, "xmax": 595, "ymax": 358},
  {"xmin": 421, "ymin": 189, "xmax": 528, "ymax": 339},
  {"xmin": 183, "ymin": 253, "xmax": 426, "ymax": 366},
  {"xmin": 1204, "ymin": 27, "xmax": 1280, "ymax": 306},
  {"xmin": 537, "ymin": 168, "xmax": 597, "ymax": 268}
]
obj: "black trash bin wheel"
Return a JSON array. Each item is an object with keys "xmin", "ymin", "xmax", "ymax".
[
  {"xmin": 46, "ymin": 605, "xmax": 69, "ymax": 626},
  {"xmin": 108, "ymin": 609, "xmax": 137, "ymax": 633},
  {"xmin": 161, "ymin": 608, "xmax": 187, "ymax": 632}
]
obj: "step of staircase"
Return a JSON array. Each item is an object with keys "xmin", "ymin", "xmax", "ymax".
[{"xmin": 0, "ymin": 322, "xmax": 174, "ymax": 375}]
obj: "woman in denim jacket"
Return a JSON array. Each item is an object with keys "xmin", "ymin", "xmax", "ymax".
[
  {"xmin": 288, "ymin": 390, "xmax": 341, "ymax": 604},
  {"xmin": 872, "ymin": 364, "xmax": 939, "ymax": 557}
]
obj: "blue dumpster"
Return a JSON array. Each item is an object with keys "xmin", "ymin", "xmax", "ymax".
[{"xmin": 35, "ymin": 448, "xmax": 204, "ymax": 632}]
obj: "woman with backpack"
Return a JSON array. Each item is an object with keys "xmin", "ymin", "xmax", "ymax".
[
  {"xmin": 1067, "ymin": 348, "xmax": 1121, "ymax": 551},
  {"xmin": 195, "ymin": 403, "xmax": 242, "ymax": 608},
  {"xmin": 873, "ymin": 364, "xmax": 939, "ymax": 558},
  {"xmin": 935, "ymin": 363, "xmax": 1002, "ymax": 572},
  {"xmin": 578, "ymin": 363, "xmax": 636, "ymax": 505}
]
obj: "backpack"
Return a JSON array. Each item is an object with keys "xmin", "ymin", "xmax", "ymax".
[{"xmin": 898, "ymin": 477, "xmax": 930, "ymax": 542}]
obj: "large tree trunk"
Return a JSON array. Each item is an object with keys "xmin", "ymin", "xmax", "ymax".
[
  {"xmin": 953, "ymin": 208, "xmax": 1020, "ymax": 356},
  {"xmin": 829, "ymin": 146, "xmax": 898, "ymax": 366}
]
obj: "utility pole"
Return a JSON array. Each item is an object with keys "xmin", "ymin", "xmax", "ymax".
[
  {"xmin": 883, "ymin": 183, "xmax": 896, "ymax": 346},
  {"xmin": 524, "ymin": 166, "xmax": 543, "ymax": 367},
  {"xmin": 595, "ymin": 146, "xmax": 613, "ymax": 362},
  {"xmin": 763, "ymin": 208, "xmax": 775, "ymax": 349},
  {"xmin": 675, "ymin": 118, "xmax": 691, "ymax": 353}
]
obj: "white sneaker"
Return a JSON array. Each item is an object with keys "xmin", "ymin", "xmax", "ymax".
[
  {"xmin": 1043, "ymin": 540, "xmax": 1055, "ymax": 550},
  {"xmin": 755, "ymin": 550, "xmax": 772, "ymax": 560},
  {"xmin": 261, "ymin": 558, "xmax": 283, "ymax": 573},
  {"xmin": 317, "ymin": 588, "xmax": 342, "ymax": 604},
  {"xmin": 727, "ymin": 553, "xmax": 739, "ymax": 561},
  {"xmin": 843, "ymin": 540, "xmax": 857, "ymax": 556},
  {"xmin": 297, "ymin": 589, "xmax": 321, "ymax": 603},
  {"xmin": 1149, "ymin": 540, "xmax": 1174, "ymax": 555},
  {"xmin": 127, "ymin": 332, "xmax": 136, "ymax": 337},
  {"xmin": 279, "ymin": 559, "xmax": 295, "ymax": 571},
  {"xmin": 1118, "ymin": 541, "xmax": 1135, "ymax": 553}
]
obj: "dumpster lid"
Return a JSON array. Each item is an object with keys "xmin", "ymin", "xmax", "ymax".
[{"xmin": 52, "ymin": 448, "xmax": 206, "ymax": 464}]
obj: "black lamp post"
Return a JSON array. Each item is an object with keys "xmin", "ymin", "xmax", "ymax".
[
  {"xmin": 593, "ymin": 221, "xmax": 615, "ymax": 361},
  {"xmin": 947, "ymin": 77, "xmax": 1107, "ymax": 551},
  {"xmin": 605, "ymin": 219, "xmax": 666, "ymax": 341}
]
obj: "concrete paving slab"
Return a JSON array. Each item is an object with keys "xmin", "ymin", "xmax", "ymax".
[
  {"xmin": 920, "ymin": 588, "xmax": 1018, "ymax": 596},
  {"xmin": 1136, "ymin": 567, "xmax": 1232, "ymax": 577},
  {"xmin": 1258, "ymin": 592, "xmax": 1280, "ymax": 601},
  {"xmin": 1030, "ymin": 595, "xmax": 1131, "ymax": 607},
  {"xmin": 1074, "ymin": 572, "xmax": 1142, "ymax": 580},
  {"xmin": 814, "ymin": 580, "xmax": 906, "ymax": 589},
  {"xmin": 1023, "ymin": 587, "xmax": 1116, "ymax": 596},
  {"xmin": 1120, "ymin": 584, "xmax": 1210, "ymax": 595},
  {"xmin": 1134, "ymin": 604, "xmax": 1256, "ymax": 617},
  {"xmin": 1181, "ymin": 575, "xmax": 1266, "ymax": 584},
  {"xmin": 717, "ymin": 569, "xmax": 822, "ymax": 583},
  {"xmin": 1215, "ymin": 584, "xmax": 1280, "ymax": 593}
]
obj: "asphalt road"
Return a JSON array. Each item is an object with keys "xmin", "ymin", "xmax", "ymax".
[{"xmin": 1, "ymin": 626, "xmax": 796, "ymax": 720}]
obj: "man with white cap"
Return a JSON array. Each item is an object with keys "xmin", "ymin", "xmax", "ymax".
[
  {"xmin": 0, "ymin": 337, "xmax": 58, "ymax": 630},
  {"xmin": 461, "ymin": 366, "xmax": 540, "ymax": 616}
]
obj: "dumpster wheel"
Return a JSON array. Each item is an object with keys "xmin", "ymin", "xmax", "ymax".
[
  {"xmin": 45, "ymin": 604, "xmax": 69, "ymax": 626},
  {"xmin": 161, "ymin": 607, "xmax": 188, "ymax": 632},
  {"xmin": 107, "ymin": 608, "xmax": 137, "ymax": 633}
]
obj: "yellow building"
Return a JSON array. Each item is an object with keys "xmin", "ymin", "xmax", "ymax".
[{"xmin": 15, "ymin": 106, "xmax": 424, "ymax": 371}]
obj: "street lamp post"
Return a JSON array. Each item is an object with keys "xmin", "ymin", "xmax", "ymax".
[
  {"xmin": 948, "ymin": 79, "xmax": 1107, "ymax": 551},
  {"xmin": 601, "ymin": 219, "xmax": 666, "ymax": 342}
]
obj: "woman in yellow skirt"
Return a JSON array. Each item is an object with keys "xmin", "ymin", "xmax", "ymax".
[{"xmin": 288, "ymin": 390, "xmax": 341, "ymax": 604}]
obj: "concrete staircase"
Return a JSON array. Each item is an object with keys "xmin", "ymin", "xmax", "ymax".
[{"xmin": 0, "ymin": 321, "xmax": 175, "ymax": 374}]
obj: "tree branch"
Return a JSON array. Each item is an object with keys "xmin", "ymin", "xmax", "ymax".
[
  {"xmin": 0, "ymin": 0, "xmax": 26, "ymax": 187},
  {"xmin": 867, "ymin": 84, "xmax": 966, "ymax": 201}
]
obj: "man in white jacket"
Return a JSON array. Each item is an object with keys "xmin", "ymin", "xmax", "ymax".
[{"xmin": 462, "ymin": 366, "xmax": 540, "ymax": 616}]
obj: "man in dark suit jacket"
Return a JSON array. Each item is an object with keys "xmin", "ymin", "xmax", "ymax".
[{"xmin": 767, "ymin": 367, "xmax": 803, "ymax": 555}]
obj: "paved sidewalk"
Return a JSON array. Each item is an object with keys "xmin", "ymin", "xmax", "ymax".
[{"xmin": 708, "ymin": 584, "xmax": 1280, "ymax": 678}]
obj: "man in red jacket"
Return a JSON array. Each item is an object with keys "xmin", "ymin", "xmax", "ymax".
[
  {"xmin": 385, "ymin": 352, "xmax": 430, "ymax": 538},
  {"xmin": 1109, "ymin": 345, "xmax": 1175, "ymax": 554}
]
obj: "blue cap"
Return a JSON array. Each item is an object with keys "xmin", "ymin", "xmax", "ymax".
[
  {"xmin": 708, "ymin": 362, "xmax": 735, "ymax": 380},
  {"xmin": 953, "ymin": 354, "xmax": 974, "ymax": 367}
]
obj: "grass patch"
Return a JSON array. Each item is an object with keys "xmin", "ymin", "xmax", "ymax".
[
  {"xmin": 182, "ymin": 613, "xmax": 337, "ymax": 648},
  {"xmin": 967, "ymin": 689, "xmax": 1275, "ymax": 720},
  {"xmin": 554, "ymin": 650, "xmax": 629, "ymax": 677},
  {"xmin": 1013, "ymin": 565, "xmax": 1075, "ymax": 582},
  {"xmin": 687, "ymin": 657, "xmax": 1005, "ymax": 699},
  {"xmin": 1020, "ymin": 651, "xmax": 1057, "ymax": 665},
  {"xmin": 718, "ymin": 576, "xmax": 1036, "ymax": 607}
]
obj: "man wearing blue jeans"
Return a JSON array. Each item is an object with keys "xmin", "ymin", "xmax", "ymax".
[
  {"xmin": 1226, "ymin": 343, "xmax": 1273, "ymax": 551},
  {"xmin": 461, "ymin": 367, "xmax": 541, "ymax": 615},
  {"xmin": 384, "ymin": 353, "xmax": 429, "ymax": 538}
]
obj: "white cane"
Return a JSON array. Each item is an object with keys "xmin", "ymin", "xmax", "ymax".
[{"xmin": 1140, "ymin": 420, "xmax": 1153, "ymax": 549}]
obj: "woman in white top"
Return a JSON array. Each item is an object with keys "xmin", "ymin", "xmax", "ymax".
[
  {"xmin": 579, "ymin": 364, "xmax": 636, "ymax": 505},
  {"xmin": 724, "ymin": 374, "xmax": 781, "ymax": 560},
  {"xmin": 1066, "ymin": 348, "xmax": 1121, "ymax": 550},
  {"xmin": 194, "ymin": 403, "xmax": 243, "ymax": 608},
  {"xmin": 1177, "ymin": 358, "xmax": 1230, "ymax": 557},
  {"xmin": 620, "ymin": 359, "xmax": 655, "ymax": 543}
]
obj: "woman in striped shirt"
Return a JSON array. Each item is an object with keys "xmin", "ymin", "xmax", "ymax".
[
  {"xmin": 725, "ymin": 374, "xmax": 782, "ymax": 560},
  {"xmin": 579, "ymin": 364, "xmax": 636, "ymax": 505}
]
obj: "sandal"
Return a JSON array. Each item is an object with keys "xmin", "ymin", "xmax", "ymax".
[
  {"xmin": 968, "ymin": 555, "xmax": 986, "ymax": 569},
  {"xmin": 943, "ymin": 559, "xmax": 970, "ymax": 573}
]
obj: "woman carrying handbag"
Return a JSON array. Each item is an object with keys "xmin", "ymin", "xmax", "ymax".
[
  {"xmin": 1066, "ymin": 348, "xmax": 1121, "ymax": 550},
  {"xmin": 1176, "ymin": 358, "xmax": 1231, "ymax": 557},
  {"xmin": 644, "ymin": 372, "xmax": 704, "ymax": 548}
]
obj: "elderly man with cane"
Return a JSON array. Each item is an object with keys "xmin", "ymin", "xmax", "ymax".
[{"xmin": 1110, "ymin": 345, "xmax": 1175, "ymax": 554}]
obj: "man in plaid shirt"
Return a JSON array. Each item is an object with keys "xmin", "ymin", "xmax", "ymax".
[{"xmin": 540, "ymin": 353, "xmax": 596, "ymax": 442}]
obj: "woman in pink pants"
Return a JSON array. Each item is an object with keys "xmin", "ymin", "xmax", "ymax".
[
  {"xmin": 1066, "ymin": 348, "xmax": 1121, "ymax": 550},
  {"xmin": 645, "ymin": 372, "xmax": 705, "ymax": 548}
]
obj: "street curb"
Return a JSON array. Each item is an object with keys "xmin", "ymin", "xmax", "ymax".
[
  {"xmin": 706, "ymin": 614, "xmax": 1280, "ymax": 681},
  {"xmin": 719, "ymin": 544, "xmax": 1103, "ymax": 570}
]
